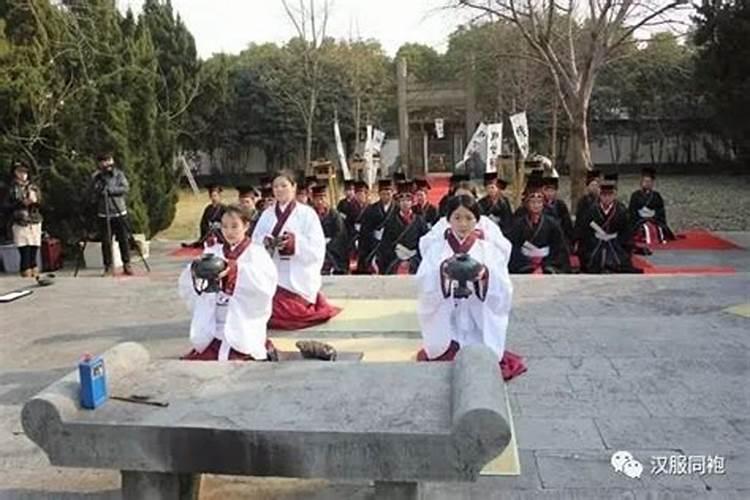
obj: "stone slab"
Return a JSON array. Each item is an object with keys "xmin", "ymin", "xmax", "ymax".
[{"xmin": 21, "ymin": 342, "xmax": 512, "ymax": 483}]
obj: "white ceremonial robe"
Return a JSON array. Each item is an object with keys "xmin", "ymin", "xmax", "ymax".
[
  {"xmin": 419, "ymin": 215, "xmax": 512, "ymax": 261},
  {"xmin": 251, "ymin": 201, "xmax": 325, "ymax": 304},
  {"xmin": 178, "ymin": 242, "xmax": 278, "ymax": 360},
  {"xmin": 416, "ymin": 232, "xmax": 513, "ymax": 361}
]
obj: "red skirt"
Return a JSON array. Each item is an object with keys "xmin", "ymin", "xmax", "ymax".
[
  {"xmin": 268, "ymin": 286, "xmax": 342, "ymax": 330},
  {"xmin": 634, "ymin": 220, "xmax": 665, "ymax": 246},
  {"xmin": 417, "ymin": 342, "xmax": 527, "ymax": 381},
  {"xmin": 181, "ymin": 338, "xmax": 276, "ymax": 361}
]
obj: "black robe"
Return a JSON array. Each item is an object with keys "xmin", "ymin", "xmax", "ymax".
[
  {"xmin": 575, "ymin": 201, "xmax": 640, "ymax": 273},
  {"xmin": 318, "ymin": 208, "xmax": 349, "ymax": 274},
  {"xmin": 357, "ymin": 201, "xmax": 396, "ymax": 274},
  {"xmin": 628, "ymin": 189, "xmax": 675, "ymax": 241},
  {"xmin": 413, "ymin": 202, "xmax": 439, "ymax": 227},
  {"xmin": 337, "ymin": 197, "xmax": 365, "ymax": 255},
  {"xmin": 508, "ymin": 214, "xmax": 570, "ymax": 274},
  {"xmin": 378, "ymin": 211, "xmax": 430, "ymax": 275},
  {"xmin": 544, "ymin": 199, "xmax": 574, "ymax": 243},
  {"xmin": 478, "ymin": 195, "xmax": 513, "ymax": 237},
  {"xmin": 575, "ymin": 193, "xmax": 597, "ymax": 222},
  {"xmin": 199, "ymin": 203, "xmax": 226, "ymax": 244}
]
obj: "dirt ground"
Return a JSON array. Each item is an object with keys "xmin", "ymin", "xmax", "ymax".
[{"xmin": 157, "ymin": 174, "xmax": 750, "ymax": 241}]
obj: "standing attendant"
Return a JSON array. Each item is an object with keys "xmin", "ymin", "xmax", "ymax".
[
  {"xmin": 252, "ymin": 170, "xmax": 341, "ymax": 330},
  {"xmin": 415, "ymin": 195, "xmax": 526, "ymax": 381},
  {"xmin": 9, "ymin": 162, "xmax": 43, "ymax": 277},
  {"xmin": 179, "ymin": 205, "xmax": 278, "ymax": 361}
]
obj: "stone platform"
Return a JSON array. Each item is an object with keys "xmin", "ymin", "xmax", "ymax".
[{"xmin": 1, "ymin": 240, "xmax": 748, "ymax": 499}]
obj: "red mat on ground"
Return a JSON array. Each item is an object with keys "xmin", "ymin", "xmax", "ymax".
[
  {"xmin": 631, "ymin": 255, "xmax": 736, "ymax": 275},
  {"xmin": 652, "ymin": 229, "xmax": 742, "ymax": 251},
  {"xmin": 169, "ymin": 246, "xmax": 203, "ymax": 258}
]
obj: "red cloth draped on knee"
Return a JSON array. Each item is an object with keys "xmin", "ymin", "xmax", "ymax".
[
  {"xmin": 181, "ymin": 338, "xmax": 276, "ymax": 361},
  {"xmin": 633, "ymin": 221, "xmax": 662, "ymax": 247},
  {"xmin": 499, "ymin": 351, "xmax": 527, "ymax": 381},
  {"xmin": 268, "ymin": 286, "xmax": 342, "ymax": 330},
  {"xmin": 416, "ymin": 341, "xmax": 527, "ymax": 381},
  {"xmin": 416, "ymin": 340, "xmax": 460, "ymax": 362}
]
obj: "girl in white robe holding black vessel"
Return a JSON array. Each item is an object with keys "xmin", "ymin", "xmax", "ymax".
[
  {"xmin": 416, "ymin": 195, "xmax": 526, "ymax": 381},
  {"xmin": 252, "ymin": 170, "xmax": 341, "ymax": 330},
  {"xmin": 179, "ymin": 204, "xmax": 278, "ymax": 361}
]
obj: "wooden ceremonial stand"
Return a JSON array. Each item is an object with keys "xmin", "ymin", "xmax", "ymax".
[{"xmin": 311, "ymin": 159, "xmax": 339, "ymax": 208}]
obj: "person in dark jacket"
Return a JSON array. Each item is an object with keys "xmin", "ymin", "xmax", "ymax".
[
  {"xmin": 90, "ymin": 153, "xmax": 132, "ymax": 276},
  {"xmin": 9, "ymin": 161, "xmax": 43, "ymax": 277}
]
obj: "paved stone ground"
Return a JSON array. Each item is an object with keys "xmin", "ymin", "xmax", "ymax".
[{"xmin": 0, "ymin": 240, "xmax": 748, "ymax": 499}]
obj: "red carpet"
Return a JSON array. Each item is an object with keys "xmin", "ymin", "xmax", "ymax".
[
  {"xmin": 169, "ymin": 247, "xmax": 203, "ymax": 258},
  {"xmin": 631, "ymin": 255, "xmax": 736, "ymax": 275},
  {"xmin": 653, "ymin": 230, "xmax": 741, "ymax": 251},
  {"xmin": 425, "ymin": 174, "xmax": 451, "ymax": 206}
]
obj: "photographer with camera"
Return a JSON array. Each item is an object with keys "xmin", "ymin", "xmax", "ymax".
[
  {"xmin": 9, "ymin": 161, "xmax": 43, "ymax": 277},
  {"xmin": 90, "ymin": 152, "xmax": 132, "ymax": 276}
]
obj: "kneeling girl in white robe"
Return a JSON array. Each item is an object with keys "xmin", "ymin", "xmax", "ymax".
[
  {"xmin": 252, "ymin": 171, "xmax": 341, "ymax": 330},
  {"xmin": 179, "ymin": 204, "xmax": 278, "ymax": 361},
  {"xmin": 416, "ymin": 194, "xmax": 526, "ymax": 380}
]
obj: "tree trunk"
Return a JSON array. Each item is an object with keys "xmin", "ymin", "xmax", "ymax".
[{"xmin": 566, "ymin": 104, "xmax": 592, "ymax": 208}]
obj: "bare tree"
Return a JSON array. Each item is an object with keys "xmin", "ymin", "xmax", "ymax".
[
  {"xmin": 280, "ymin": 0, "xmax": 331, "ymax": 173},
  {"xmin": 454, "ymin": 0, "xmax": 688, "ymax": 203}
]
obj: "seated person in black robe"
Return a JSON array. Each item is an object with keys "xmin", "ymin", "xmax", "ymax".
[
  {"xmin": 378, "ymin": 181, "xmax": 430, "ymax": 275},
  {"xmin": 542, "ymin": 176, "xmax": 574, "ymax": 243},
  {"xmin": 182, "ymin": 184, "xmax": 225, "ymax": 248},
  {"xmin": 574, "ymin": 169, "xmax": 602, "ymax": 222},
  {"xmin": 628, "ymin": 166, "xmax": 675, "ymax": 252},
  {"xmin": 438, "ymin": 173, "xmax": 469, "ymax": 217},
  {"xmin": 478, "ymin": 172, "xmax": 513, "ymax": 237},
  {"xmin": 256, "ymin": 186, "xmax": 275, "ymax": 214},
  {"xmin": 312, "ymin": 184, "xmax": 349, "ymax": 275},
  {"xmin": 237, "ymin": 185, "xmax": 260, "ymax": 236},
  {"xmin": 412, "ymin": 177, "xmax": 439, "ymax": 227},
  {"xmin": 357, "ymin": 179, "xmax": 396, "ymax": 274},
  {"xmin": 509, "ymin": 180, "xmax": 569, "ymax": 274},
  {"xmin": 575, "ymin": 174, "xmax": 641, "ymax": 274}
]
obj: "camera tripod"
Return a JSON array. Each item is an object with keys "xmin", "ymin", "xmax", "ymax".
[{"xmin": 73, "ymin": 187, "xmax": 150, "ymax": 277}]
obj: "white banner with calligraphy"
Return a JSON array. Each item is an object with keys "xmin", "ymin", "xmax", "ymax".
[
  {"xmin": 485, "ymin": 122, "xmax": 503, "ymax": 173},
  {"xmin": 510, "ymin": 112, "xmax": 529, "ymax": 159},
  {"xmin": 462, "ymin": 122, "xmax": 488, "ymax": 161},
  {"xmin": 435, "ymin": 118, "xmax": 444, "ymax": 139},
  {"xmin": 334, "ymin": 119, "xmax": 352, "ymax": 180}
]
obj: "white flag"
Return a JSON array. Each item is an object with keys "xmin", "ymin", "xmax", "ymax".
[
  {"xmin": 334, "ymin": 119, "xmax": 352, "ymax": 180},
  {"xmin": 435, "ymin": 118, "xmax": 444, "ymax": 139},
  {"xmin": 485, "ymin": 122, "xmax": 503, "ymax": 173},
  {"xmin": 463, "ymin": 122, "xmax": 488, "ymax": 161},
  {"xmin": 510, "ymin": 112, "xmax": 529, "ymax": 159},
  {"xmin": 372, "ymin": 129, "xmax": 386, "ymax": 153},
  {"xmin": 364, "ymin": 125, "xmax": 376, "ymax": 188}
]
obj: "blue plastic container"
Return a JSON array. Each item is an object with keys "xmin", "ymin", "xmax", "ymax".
[{"xmin": 78, "ymin": 354, "xmax": 108, "ymax": 409}]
